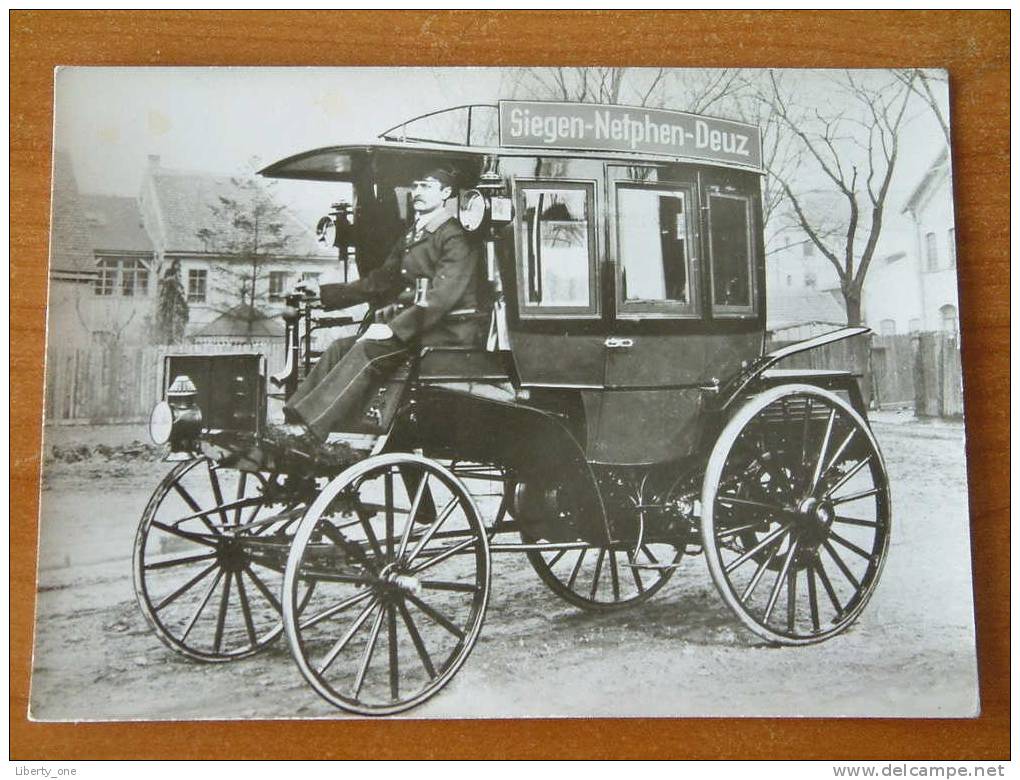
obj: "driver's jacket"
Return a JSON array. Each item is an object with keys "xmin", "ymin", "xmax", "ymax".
[{"xmin": 319, "ymin": 212, "xmax": 486, "ymax": 347}]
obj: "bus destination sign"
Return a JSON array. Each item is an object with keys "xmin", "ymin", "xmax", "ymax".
[{"xmin": 498, "ymin": 100, "xmax": 763, "ymax": 170}]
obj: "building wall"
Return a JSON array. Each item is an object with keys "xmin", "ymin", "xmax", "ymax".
[
  {"xmin": 766, "ymin": 237, "xmax": 842, "ymax": 295},
  {"xmin": 177, "ymin": 254, "xmax": 340, "ymax": 333},
  {"xmin": 47, "ymin": 276, "xmax": 155, "ymax": 351},
  {"xmin": 912, "ymin": 170, "xmax": 960, "ymax": 332},
  {"xmin": 861, "ymin": 253, "xmax": 924, "ymax": 335}
]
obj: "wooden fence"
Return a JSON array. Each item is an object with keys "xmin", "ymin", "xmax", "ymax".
[
  {"xmin": 768, "ymin": 331, "xmax": 964, "ymax": 418},
  {"xmin": 45, "ymin": 340, "xmax": 288, "ymax": 424}
]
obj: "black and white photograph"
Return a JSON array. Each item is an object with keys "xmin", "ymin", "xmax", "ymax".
[{"xmin": 33, "ymin": 66, "xmax": 976, "ymax": 720}]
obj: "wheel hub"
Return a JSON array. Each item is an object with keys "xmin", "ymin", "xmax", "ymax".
[
  {"xmin": 379, "ymin": 563, "xmax": 422, "ymax": 596},
  {"xmin": 216, "ymin": 538, "xmax": 250, "ymax": 573},
  {"xmin": 795, "ymin": 496, "xmax": 835, "ymax": 547}
]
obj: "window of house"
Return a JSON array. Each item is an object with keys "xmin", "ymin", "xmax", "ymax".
[
  {"xmin": 708, "ymin": 192, "xmax": 756, "ymax": 316},
  {"xmin": 786, "ymin": 274, "xmax": 793, "ymax": 286},
  {"xmin": 805, "ymin": 271, "xmax": 817, "ymax": 288},
  {"xmin": 940, "ymin": 304, "xmax": 958, "ymax": 333},
  {"xmin": 880, "ymin": 319, "xmax": 897, "ymax": 336},
  {"xmin": 515, "ymin": 181, "xmax": 598, "ymax": 317},
  {"xmin": 94, "ymin": 257, "xmax": 149, "ymax": 297},
  {"xmin": 94, "ymin": 262, "xmax": 116, "ymax": 296},
  {"xmin": 187, "ymin": 269, "xmax": 207, "ymax": 303},
  {"xmin": 615, "ymin": 183, "xmax": 698, "ymax": 317},
  {"xmin": 925, "ymin": 231, "xmax": 938, "ymax": 271},
  {"xmin": 947, "ymin": 227, "xmax": 957, "ymax": 268},
  {"xmin": 908, "ymin": 317, "xmax": 922, "ymax": 333},
  {"xmin": 300, "ymin": 271, "xmax": 322, "ymax": 284},
  {"xmin": 269, "ymin": 271, "xmax": 289, "ymax": 301}
]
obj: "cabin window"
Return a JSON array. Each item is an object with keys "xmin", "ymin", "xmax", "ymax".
[
  {"xmin": 615, "ymin": 183, "xmax": 699, "ymax": 317},
  {"xmin": 515, "ymin": 181, "xmax": 598, "ymax": 317},
  {"xmin": 708, "ymin": 192, "xmax": 756, "ymax": 316}
]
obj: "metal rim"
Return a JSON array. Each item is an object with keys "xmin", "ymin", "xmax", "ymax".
[
  {"xmin": 282, "ymin": 453, "xmax": 491, "ymax": 715},
  {"xmin": 701, "ymin": 384, "xmax": 891, "ymax": 646}
]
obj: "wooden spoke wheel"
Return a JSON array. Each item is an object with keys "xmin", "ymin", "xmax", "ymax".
[
  {"xmin": 524, "ymin": 533, "xmax": 682, "ymax": 612},
  {"xmin": 701, "ymin": 384, "xmax": 891, "ymax": 645},
  {"xmin": 283, "ymin": 453, "xmax": 490, "ymax": 716},
  {"xmin": 134, "ymin": 457, "xmax": 312, "ymax": 662}
]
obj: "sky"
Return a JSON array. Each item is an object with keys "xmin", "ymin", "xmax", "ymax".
[{"xmin": 53, "ymin": 67, "xmax": 950, "ymax": 249}]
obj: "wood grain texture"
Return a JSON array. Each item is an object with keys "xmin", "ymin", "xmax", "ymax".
[{"xmin": 11, "ymin": 10, "xmax": 1008, "ymax": 760}]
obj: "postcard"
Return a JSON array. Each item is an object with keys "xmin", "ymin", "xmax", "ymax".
[{"xmin": 32, "ymin": 66, "xmax": 977, "ymax": 719}]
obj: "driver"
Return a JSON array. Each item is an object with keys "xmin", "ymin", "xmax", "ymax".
[{"xmin": 281, "ymin": 167, "xmax": 485, "ymax": 441}]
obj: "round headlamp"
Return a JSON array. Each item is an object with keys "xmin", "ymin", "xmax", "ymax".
[
  {"xmin": 149, "ymin": 401, "xmax": 174, "ymax": 445},
  {"xmin": 458, "ymin": 189, "xmax": 487, "ymax": 232}
]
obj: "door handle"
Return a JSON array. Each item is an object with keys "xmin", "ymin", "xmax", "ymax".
[{"xmin": 604, "ymin": 337, "xmax": 634, "ymax": 349}]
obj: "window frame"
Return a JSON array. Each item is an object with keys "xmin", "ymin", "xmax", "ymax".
[
  {"xmin": 706, "ymin": 190, "xmax": 758, "ymax": 318},
  {"xmin": 613, "ymin": 180, "xmax": 701, "ymax": 320},
  {"xmin": 512, "ymin": 178, "xmax": 600, "ymax": 320},
  {"xmin": 268, "ymin": 270, "xmax": 289, "ymax": 302},
  {"xmin": 925, "ymin": 231, "xmax": 939, "ymax": 271},
  {"xmin": 94, "ymin": 255, "xmax": 149, "ymax": 297},
  {"xmin": 94, "ymin": 258, "xmax": 116, "ymax": 296},
  {"xmin": 187, "ymin": 268, "xmax": 208, "ymax": 304}
]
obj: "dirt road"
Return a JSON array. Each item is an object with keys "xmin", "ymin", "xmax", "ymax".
[{"xmin": 29, "ymin": 419, "xmax": 979, "ymax": 719}]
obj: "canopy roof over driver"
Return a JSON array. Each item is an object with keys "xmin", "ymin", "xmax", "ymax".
[{"xmin": 258, "ymin": 103, "xmax": 764, "ymax": 182}]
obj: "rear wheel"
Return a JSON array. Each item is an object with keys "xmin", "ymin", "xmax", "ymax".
[
  {"xmin": 701, "ymin": 385, "xmax": 891, "ymax": 645},
  {"xmin": 283, "ymin": 453, "xmax": 490, "ymax": 715},
  {"xmin": 524, "ymin": 540, "xmax": 682, "ymax": 612}
]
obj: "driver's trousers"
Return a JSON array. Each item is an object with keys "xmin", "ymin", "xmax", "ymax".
[{"xmin": 284, "ymin": 335, "xmax": 408, "ymax": 439}]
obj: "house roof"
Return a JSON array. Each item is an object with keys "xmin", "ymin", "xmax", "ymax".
[
  {"xmin": 902, "ymin": 147, "xmax": 950, "ymax": 215},
  {"xmin": 767, "ymin": 289, "xmax": 847, "ymax": 332},
  {"xmin": 83, "ymin": 194, "xmax": 153, "ymax": 253},
  {"xmin": 147, "ymin": 167, "xmax": 330, "ymax": 257},
  {"xmin": 192, "ymin": 304, "xmax": 285, "ymax": 338},
  {"xmin": 49, "ymin": 150, "xmax": 96, "ymax": 275}
]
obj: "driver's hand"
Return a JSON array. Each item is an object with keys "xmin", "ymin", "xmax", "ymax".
[
  {"xmin": 359, "ymin": 323, "xmax": 394, "ymax": 342},
  {"xmin": 375, "ymin": 304, "xmax": 402, "ymax": 323}
]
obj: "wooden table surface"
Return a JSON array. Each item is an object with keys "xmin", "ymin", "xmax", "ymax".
[{"xmin": 10, "ymin": 10, "xmax": 1010, "ymax": 760}]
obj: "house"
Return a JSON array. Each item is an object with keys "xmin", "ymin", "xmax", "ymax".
[
  {"xmin": 48, "ymin": 151, "xmax": 338, "ymax": 351},
  {"xmin": 860, "ymin": 148, "xmax": 958, "ymax": 335},
  {"xmin": 80, "ymin": 193, "xmax": 157, "ymax": 344},
  {"xmin": 766, "ymin": 232, "xmax": 842, "ymax": 298},
  {"xmin": 137, "ymin": 156, "xmax": 337, "ymax": 337},
  {"xmin": 48, "ymin": 150, "xmax": 160, "ymax": 350},
  {"xmin": 895, "ymin": 147, "xmax": 957, "ymax": 333}
]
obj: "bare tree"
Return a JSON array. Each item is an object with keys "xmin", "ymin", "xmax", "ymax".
[
  {"xmin": 196, "ymin": 168, "xmax": 295, "ymax": 343},
  {"xmin": 894, "ymin": 68, "xmax": 951, "ymax": 149},
  {"xmin": 503, "ymin": 67, "xmax": 744, "ymax": 112},
  {"xmin": 729, "ymin": 83, "xmax": 799, "ymax": 250},
  {"xmin": 755, "ymin": 70, "xmax": 915, "ymax": 328}
]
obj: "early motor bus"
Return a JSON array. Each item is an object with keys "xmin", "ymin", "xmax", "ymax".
[{"xmin": 134, "ymin": 101, "xmax": 889, "ymax": 715}]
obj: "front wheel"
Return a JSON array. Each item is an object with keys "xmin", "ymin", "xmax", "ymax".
[
  {"xmin": 133, "ymin": 458, "xmax": 309, "ymax": 661},
  {"xmin": 282, "ymin": 453, "xmax": 490, "ymax": 715},
  {"xmin": 701, "ymin": 385, "xmax": 891, "ymax": 645}
]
